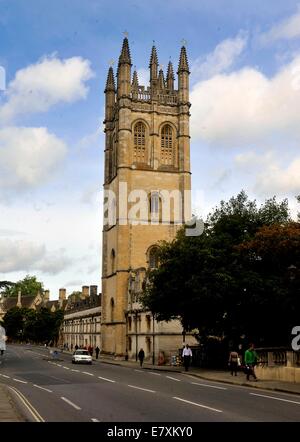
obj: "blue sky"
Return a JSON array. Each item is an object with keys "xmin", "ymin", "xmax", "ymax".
[{"xmin": 0, "ymin": 0, "xmax": 300, "ymax": 298}]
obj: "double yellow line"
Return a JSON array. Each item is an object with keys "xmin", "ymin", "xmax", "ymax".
[{"xmin": 8, "ymin": 385, "xmax": 45, "ymax": 422}]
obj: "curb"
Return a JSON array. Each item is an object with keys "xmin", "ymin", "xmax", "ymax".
[
  {"xmin": 0, "ymin": 382, "xmax": 27, "ymax": 422},
  {"xmin": 182, "ymin": 372, "xmax": 300, "ymax": 396}
]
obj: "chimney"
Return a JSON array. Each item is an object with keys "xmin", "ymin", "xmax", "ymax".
[
  {"xmin": 17, "ymin": 290, "xmax": 22, "ymax": 308},
  {"xmin": 59, "ymin": 288, "xmax": 66, "ymax": 301},
  {"xmin": 90, "ymin": 285, "xmax": 98, "ymax": 297},
  {"xmin": 44, "ymin": 290, "xmax": 50, "ymax": 302},
  {"xmin": 81, "ymin": 286, "xmax": 89, "ymax": 300}
]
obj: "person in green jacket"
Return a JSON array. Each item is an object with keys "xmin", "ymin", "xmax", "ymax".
[{"xmin": 244, "ymin": 343, "xmax": 259, "ymax": 381}]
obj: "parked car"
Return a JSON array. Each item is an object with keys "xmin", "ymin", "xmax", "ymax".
[{"xmin": 72, "ymin": 349, "xmax": 92, "ymax": 364}]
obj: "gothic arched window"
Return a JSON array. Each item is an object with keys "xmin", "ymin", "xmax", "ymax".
[
  {"xmin": 161, "ymin": 124, "xmax": 174, "ymax": 166},
  {"xmin": 134, "ymin": 122, "xmax": 146, "ymax": 163},
  {"xmin": 148, "ymin": 246, "xmax": 159, "ymax": 269}
]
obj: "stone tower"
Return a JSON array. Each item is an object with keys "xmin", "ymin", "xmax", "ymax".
[{"xmin": 101, "ymin": 38, "xmax": 192, "ymax": 359}]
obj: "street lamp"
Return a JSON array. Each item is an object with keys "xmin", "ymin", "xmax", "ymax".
[{"xmin": 152, "ymin": 312, "xmax": 155, "ymax": 365}]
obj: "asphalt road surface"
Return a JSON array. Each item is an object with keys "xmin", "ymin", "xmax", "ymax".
[{"xmin": 0, "ymin": 344, "xmax": 299, "ymax": 422}]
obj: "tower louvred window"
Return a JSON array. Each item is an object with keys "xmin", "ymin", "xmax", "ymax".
[
  {"xmin": 161, "ymin": 124, "xmax": 173, "ymax": 165},
  {"xmin": 134, "ymin": 122, "xmax": 146, "ymax": 163}
]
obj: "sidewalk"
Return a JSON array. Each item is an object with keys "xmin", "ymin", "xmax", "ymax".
[
  {"xmin": 94, "ymin": 355, "xmax": 300, "ymax": 396},
  {"xmin": 0, "ymin": 384, "xmax": 26, "ymax": 422}
]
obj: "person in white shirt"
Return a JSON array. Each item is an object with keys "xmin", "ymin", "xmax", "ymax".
[{"xmin": 182, "ymin": 344, "xmax": 192, "ymax": 371}]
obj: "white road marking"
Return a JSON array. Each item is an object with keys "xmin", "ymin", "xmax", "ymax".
[
  {"xmin": 191, "ymin": 382, "xmax": 227, "ymax": 390},
  {"xmin": 91, "ymin": 418, "xmax": 100, "ymax": 422},
  {"xmin": 56, "ymin": 364, "xmax": 62, "ymax": 367},
  {"xmin": 0, "ymin": 374, "xmax": 10, "ymax": 379},
  {"xmin": 173, "ymin": 396, "xmax": 223, "ymax": 413},
  {"xmin": 8, "ymin": 386, "xmax": 45, "ymax": 422},
  {"xmin": 33, "ymin": 385, "xmax": 53, "ymax": 393},
  {"xmin": 61, "ymin": 397, "xmax": 81, "ymax": 410},
  {"xmin": 82, "ymin": 372, "xmax": 94, "ymax": 376},
  {"xmin": 166, "ymin": 376, "xmax": 181, "ymax": 382},
  {"xmin": 128, "ymin": 384, "xmax": 156, "ymax": 393},
  {"xmin": 148, "ymin": 372, "xmax": 161, "ymax": 376},
  {"xmin": 250, "ymin": 393, "xmax": 300, "ymax": 405},
  {"xmin": 13, "ymin": 378, "xmax": 27, "ymax": 384},
  {"xmin": 71, "ymin": 369, "xmax": 80, "ymax": 372},
  {"xmin": 134, "ymin": 369, "xmax": 143, "ymax": 373},
  {"xmin": 98, "ymin": 376, "xmax": 115, "ymax": 383},
  {"xmin": 63, "ymin": 366, "xmax": 70, "ymax": 370}
]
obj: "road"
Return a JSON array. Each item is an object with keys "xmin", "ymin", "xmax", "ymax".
[{"xmin": 0, "ymin": 344, "xmax": 299, "ymax": 422}]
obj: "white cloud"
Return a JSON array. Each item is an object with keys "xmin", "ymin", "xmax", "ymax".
[
  {"xmin": 37, "ymin": 249, "xmax": 73, "ymax": 275},
  {"xmin": 137, "ymin": 68, "xmax": 149, "ymax": 87},
  {"xmin": 0, "ymin": 55, "xmax": 94, "ymax": 122},
  {"xmin": 64, "ymin": 280, "xmax": 85, "ymax": 287},
  {"xmin": 0, "ymin": 238, "xmax": 72, "ymax": 274},
  {"xmin": 255, "ymin": 156, "xmax": 300, "ymax": 196},
  {"xmin": 192, "ymin": 32, "xmax": 248, "ymax": 81},
  {"xmin": 0, "ymin": 228, "xmax": 25, "ymax": 236},
  {"xmin": 259, "ymin": 6, "xmax": 300, "ymax": 45},
  {"xmin": 234, "ymin": 151, "xmax": 300, "ymax": 197},
  {"xmin": 190, "ymin": 55, "xmax": 300, "ymax": 147},
  {"xmin": 0, "ymin": 126, "xmax": 67, "ymax": 195},
  {"xmin": 0, "ymin": 239, "xmax": 45, "ymax": 273}
]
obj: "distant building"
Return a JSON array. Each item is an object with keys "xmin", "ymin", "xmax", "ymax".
[
  {"xmin": 61, "ymin": 286, "xmax": 101, "ymax": 350},
  {"xmin": 0, "ymin": 289, "xmax": 66, "ymax": 321}
]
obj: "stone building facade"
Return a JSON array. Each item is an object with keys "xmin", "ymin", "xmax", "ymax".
[
  {"xmin": 0, "ymin": 289, "xmax": 66, "ymax": 321},
  {"xmin": 61, "ymin": 286, "xmax": 101, "ymax": 350},
  {"xmin": 101, "ymin": 38, "xmax": 197, "ymax": 362}
]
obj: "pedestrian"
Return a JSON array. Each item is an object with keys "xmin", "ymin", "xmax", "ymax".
[
  {"xmin": 182, "ymin": 344, "xmax": 192, "ymax": 371},
  {"xmin": 75, "ymin": 344, "xmax": 78, "ymax": 351},
  {"xmin": 244, "ymin": 343, "xmax": 259, "ymax": 381},
  {"xmin": 228, "ymin": 349, "xmax": 239, "ymax": 376},
  {"xmin": 95, "ymin": 346, "xmax": 100, "ymax": 359},
  {"xmin": 138, "ymin": 348, "xmax": 145, "ymax": 367}
]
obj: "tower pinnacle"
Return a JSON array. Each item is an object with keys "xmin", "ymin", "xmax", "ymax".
[
  {"xmin": 178, "ymin": 45, "xmax": 190, "ymax": 73},
  {"xmin": 118, "ymin": 37, "xmax": 132, "ymax": 65},
  {"xmin": 105, "ymin": 66, "xmax": 116, "ymax": 92},
  {"xmin": 166, "ymin": 61, "xmax": 175, "ymax": 90}
]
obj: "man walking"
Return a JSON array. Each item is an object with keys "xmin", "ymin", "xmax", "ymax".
[
  {"xmin": 244, "ymin": 343, "xmax": 259, "ymax": 381},
  {"xmin": 95, "ymin": 346, "xmax": 100, "ymax": 359},
  {"xmin": 182, "ymin": 344, "xmax": 192, "ymax": 371},
  {"xmin": 138, "ymin": 348, "xmax": 145, "ymax": 367}
]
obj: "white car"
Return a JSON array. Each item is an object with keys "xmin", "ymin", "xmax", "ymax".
[{"xmin": 72, "ymin": 349, "xmax": 92, "ymax": 365}]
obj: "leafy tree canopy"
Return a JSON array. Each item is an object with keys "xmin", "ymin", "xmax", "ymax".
[
  {"xmin": 1, "ymin": 275, "xmax": 44, "ymax": 298},
  {"xmin": 3, "ymin": 306, "xmax": 64, "ymax": 344},
  {"xmin": 141, "ymin": 191, "xmax": 297, "ymax": 347}
]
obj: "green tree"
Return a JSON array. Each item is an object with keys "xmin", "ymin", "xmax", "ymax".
[
  {"xmin": 141, "ymin": 192, "xmax": 293, "ymax": 346},
  {"xmin": 3, "ymin": 307, "xmax": 24, "ymax": 340},
  {"xmin": 4, "ymin": 306, "xmax": 64, "ymax": 344},
  {"xmin": 237, "ymin": 222, "xmax": 300, "ymax": 345},
  {"xmin": 2, "ymin": 275, "xmax": 44, "ymax": 298}
]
